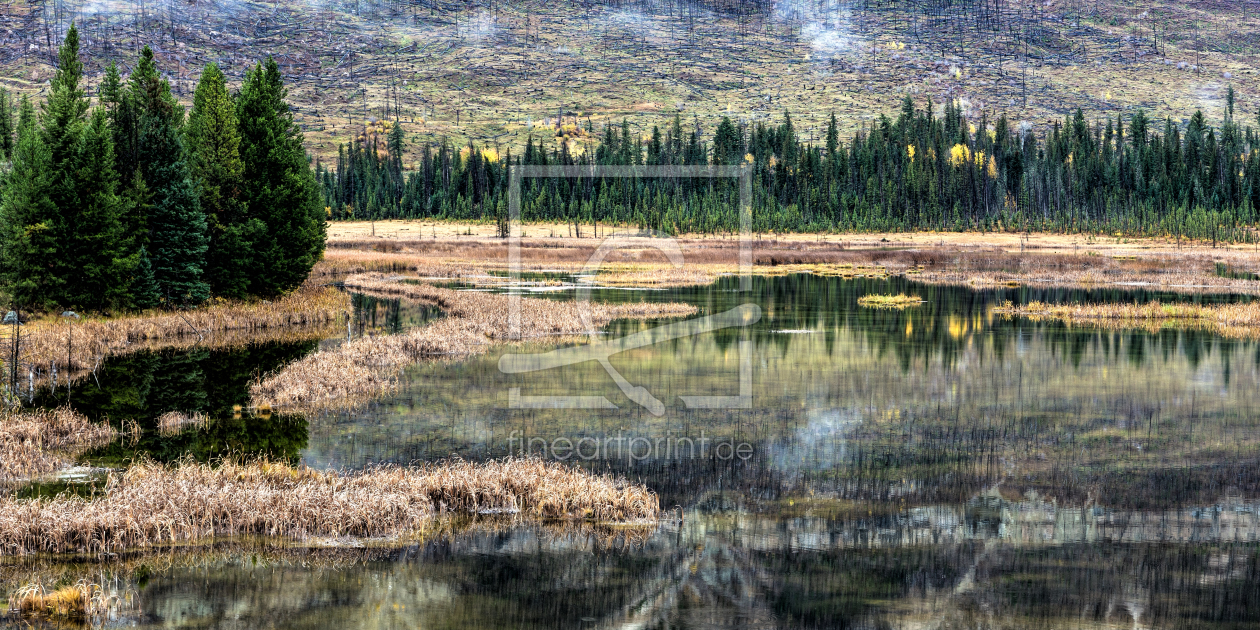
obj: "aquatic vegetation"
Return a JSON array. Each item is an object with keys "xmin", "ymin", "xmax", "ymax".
[
  {"xmin": 993, "ymin": 299, "xmax": 1260, "ymax": 339},
  {"xmin": 6, "ymin": 580, "xmax": 100, "ymax": 620},
  {"xmin": 10, "ymin": 282, "xmax": 349, "ymax": 378},
  {"xmin": 250, "ymin": 273, "xmax": 697, "ymax": 411},
  {"xmin": 0, "ymin": 458, "xmax": 659, "ymax": 555},
  {"xmin": 0, "ymin": 407, "xmax": 116, "ymax": 485},
  {"xmin": 857, "ymin": 293, "xmax": 924, "ymax": 308},
  {"xmin": 156, "ymin": 411, "xmax": 210, "ymax": 436}
]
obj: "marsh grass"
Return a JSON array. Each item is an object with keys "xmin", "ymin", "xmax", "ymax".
[
  {"xmin": 7, "ymin": 284, "xmax": 349, "ymax": 396},
  {"xmin": 250, "ymin": 273, "xmax": 697, "ymax": 412},
  {"xmin": 156, "ymin": 411, "xmax": 210, "ymax": 436},
  {"xmin": 857, "ymin": 294, "xmax": 925, "ymax": 308},
  {"xmin": 0, "ymin": 458, "xmax": 659, "ymax": 555},
  {"xmin": 993, "ymin": 299, "xmax": 1260, "ymax": 339},
  {"xmin": 0, "ymin": 408, "xmax": 116, "ymax": 485},
  {"xmin": 323, "ymin": 232, "xmax": 1260, "ymax": 295},
  {"xmin": 7, "ymin": 580, "xmax": 100, "ymax": 620}
]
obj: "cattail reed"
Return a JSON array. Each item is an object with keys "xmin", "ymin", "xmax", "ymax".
[{"xmin": 0, "ymin": 458, "xmax": 659, "ymax": 555}]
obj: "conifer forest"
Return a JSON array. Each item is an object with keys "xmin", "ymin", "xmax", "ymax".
[{"xmin": 5, "ymin": 0, "xmax": 1260, "ymax": 628}]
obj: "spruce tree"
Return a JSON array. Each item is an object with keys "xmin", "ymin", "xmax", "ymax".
[
  {"xmin": 0, "ymin": 96, "xmax": 58, "ymax": 309},
  {"xmin": 187, "ymin": 62, "xmax": 259, "ymax": 298},
  {"xmin": 64, "ymin": 107, "xmax": 136, "ymax": 310},
  {"xmin": 237, "ymin": 57, "xmax": 326, "ymax": 296},
  {"xmin": 34, "ymin": 24, "xmax": 134, "ymax": 311},
  {"xmin": 131, "ymin": 247, "xmax": 161, "ymax": 309},
  {"xmin": 0, "ymin": 87, "xmax": 14, "ymax": 161},
  {"xmin": 100, "ymin": 62, "xmax": 148, "ymax": 250},
  {"xmin": 35, "ymin": 23, "xmax": 92, "ymax": 307},
  {"xmin": 127, "ymin": 46, "xmax": 209, "ymax": 306}
]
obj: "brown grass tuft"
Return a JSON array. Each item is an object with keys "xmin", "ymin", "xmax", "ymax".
[
  {"xmin": 0, "ymin": 458, "xmax": 659, "ymax": 555},
  {"xmin": 156, "ymin": 411, "xmax": 210, "ymax": 436},
  {"xmin": 0, "ymin": 407, "xmax": 116, "ymax": 485},
  {"xmin": 7, "ymin": 580, "xmax": 99, "ymax": 620},
  {"xmin": 857, "ymin": 293, "xmax": 925, "ymax": 308},
  {"xmin": 250, "ymin": 273, "xmax": 697, "ymax": 412},
  {"xmin": 993, "ymin": 299, "xmax": 1260, "ymax": 339}
]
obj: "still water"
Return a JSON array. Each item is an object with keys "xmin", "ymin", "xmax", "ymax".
[{"xmin": 10, "ymin": 275, "xmax": 1260, "ymax": 628}]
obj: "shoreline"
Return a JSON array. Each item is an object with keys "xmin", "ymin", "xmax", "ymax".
[
  {"xmin": 323, "ymin": 221, "xmax": 1260, "ymax": 295},
  {"xmin": 249, "ymin": 273, "xmax": 699, "ymax": 413},
  {"xmin": 0, "ymin": 458, "xmax": 658, "ymax": 556}
]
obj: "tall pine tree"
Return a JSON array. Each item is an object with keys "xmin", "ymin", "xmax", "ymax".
[
  {"xmin": 187, "ymin": 62, "xmax": 259, "ymax": 298},
  {"xmin": 40, "ymin": 25, "xmax": 134, "ymax": 310},
  {"xmin": 0, "ymin": 87, "xmax": 14, "ymax": 161},
  {"xmin": 65, "ymin": 107, "xmax": 136, "ymax": 310},
  {"xmin": 0, "ymin": 95, "xmax": 57, "ymax": 308},
  {"xmin": 236, "ymin": 57, "xmax": 325, "ymax": 295},
  {"xmin": 127, "ymin": 46, "xmax": 209, "ymax": 306}
]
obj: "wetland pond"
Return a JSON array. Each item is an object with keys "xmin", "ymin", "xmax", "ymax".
[{"xmin": 7, "ymin": 275, "xmax": 1260, "ymax": 629}]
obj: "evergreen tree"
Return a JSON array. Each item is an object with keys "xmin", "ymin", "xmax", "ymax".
[
  {"xmin": 64, "ymin": 107, "xmax": 136, "ymax": 310},
  {"xmin": 713, "ymin": 117, "xmax": 742, "ymax": 166},
  {"xmin": 131, "ymin": 246, "xmax": 161, "ymax": 309},
  {"xmin": 236, "ymin": 57, "xmax": 326, "ymax": 296},
  {"xmin": 0, "ymin": 96, "xmax": 57, "ymax": 308},
  {"xmin": 187, "ymin": 62, "xmax": 258, "ymax": 298},
  {"xmin": 100, "ymin": 62, "xmax": 148, "ymax": 249},
  {"xmin": 31, "ymin": 24, "xmax": 133, "ymax": 310},
  {"xmin": 128, "ymin": 46, "xmax": 209, "ymax": 306},
  {"xmin": 36, "ymin": 23, "xmax": 92, "ymax": 307},
  {"xmin": 0, "ymin": 87, "xmax": 14, "ymax": 161}
]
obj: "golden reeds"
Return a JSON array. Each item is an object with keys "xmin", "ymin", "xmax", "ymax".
[
  {"xmin": 156, "ymin": 411, "xmax": 210, "ymax": 436},
  {"xmin": 590, "ymin": 264, "xmax": 717, "ymax": 287},
  {"xmin": 857, "ymin": 293, "xmax": 925, "ymax": 308},
  {"xmin": 7, "ymin": 580, "xmax": 99, "ymax": 620},
  {"xmin": 8, "ymin": 283, "xmax": 349, "ymax": 377},
  {"xmin": 992, "ymin": 299, "xmax": 1260, "ymax": 339},
  {"xmin": 0, "ymin": 458, "xmax": 659, "ymax": 555},
  {"xmin": 0, "ymin": 407, "xmax": 116, "ymax": 485},
  {"xmin": 250, "ymin": 273, "xmax": 698, "ymax": 412}
]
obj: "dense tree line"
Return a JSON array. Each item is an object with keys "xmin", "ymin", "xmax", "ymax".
[
  {"xmin": 0, "ymin": 26, "xmax": 326, "ymax": 313},
  {"xmin": 324, "ymin": 94, "xmax": 1260, "ymax": 243}
]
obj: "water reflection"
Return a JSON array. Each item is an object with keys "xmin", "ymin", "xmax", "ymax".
[
  {"xmin": 308, "ymin": 275, "xmax": 1260, "ymax": 510},
  {"xmin": 20, "ymin": 526, "xmax": 1254, "ymax": 629},
  {"xmin": 32, "ymin": 342, "xmax": 316, "ymax": 465},
  {"xmin": 8, "ymin": 274, "xmax": 1260, "ymax": 629}
]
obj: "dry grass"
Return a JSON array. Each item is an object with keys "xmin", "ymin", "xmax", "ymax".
[
  {"xmin": 0, "ymin": 458, "xmax": 659, "ymax": 555},
  {"xmin": 6, "ymin": 580, "xmax": 100, "ymax": 621},
  {"xmin": 0, "ymin": 408, "xmax": 116, "ymax": 485},
  {"xmin": 315, "ymin": 248, "xmax": 498, "ymax": 278},
  {"xmin": 156, "ymin": 411, "xmax": 210, "ymax": 437},
  {"xmin": 250, "ymin": 273, "xmax": 697, "ymax": 412},
  {"xmin": 7, "ymin": 283, "xmax": 349, "ymax": 379},
  {"xmin": 589, "ymin": 264, "xmax": 718, "ymax": 288},
  {"xmin": 323, "ymin": 224, "xmax": 1260, "ymax": 295},
  {"xmin": 857, "ymin": 294, "xmax": 925, "ymax": 308},
  {"xmin": 993, "ymin": 299, "xmax": 1260, "ymax": 339}
]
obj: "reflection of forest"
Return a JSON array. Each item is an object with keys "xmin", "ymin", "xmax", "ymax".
[
  {"xmin": 32, "ymin": 342, "xmax": 318, "ymax": 465},
  {"xmin": 121, "ymin": 514, "xmax": 1258, "ymax": 629},
  {"xmin": 307, "ymin": 274, "xmax": 1260, "ymax": 509},
  {"xmin": 13, "ymin": 275, "xmax": 1260, "ymax": 628}
]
